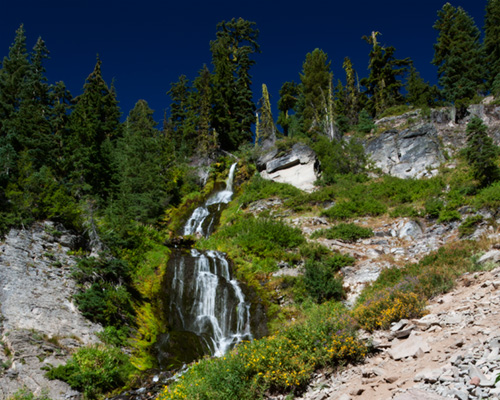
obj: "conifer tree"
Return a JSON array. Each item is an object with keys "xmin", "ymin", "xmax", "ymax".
[
  {"xmin": 66, "ymin": 57, "xmax": 121, "ymax": 200},
  {"xmin": 464, "ymin": 116, "xmax": 499, "ymax": 186},
  {"xmin": 432, "ymin": 3, "xmax": 485, "ymax": 103},
  {"xmin": 255, "ymin": 83, "xmax": 275, "ymax": 148},
  {"xmin": 485, "ymin": 0, "xmax": 500, "ymax": 94},
  {"xmin": 210, "ymin": 18, "xmax": 260, "ymax": 150},
  {"xmin": 406, "ymin": 64, "xmax": 441, "ymax": 108},
  {"xmin": 277, "ymin": 81, "xmax": 299, "ymax": 136},
  {"xmin": 0, "ymin": 24, "xmax": 30, "ymax": 184},
  {"xmin": 298, "ymin": 48, "xmax": 336, "ymax": 139},
  {"xmin": 111, "ymin": 100, "xmax": 169, "ymax": 226},
  {"xmin": 341, "ymin": 57, "xmax": 361, "ymax": 125},
  {"xmin": 167, "ymin": 75, "xmax": 194, "ymax": 157},
  {"xmin": 361, "ymin": 31, "xmax": 411, "ymax": 116}
]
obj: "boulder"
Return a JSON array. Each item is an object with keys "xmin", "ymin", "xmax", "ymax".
[
  {"xmin": 258, "ymin": 143, "xmax": 319, "ymax": 192},
  {"xmin": 388, "ymin": 331, "xmax": 431, "ymax": 360}
]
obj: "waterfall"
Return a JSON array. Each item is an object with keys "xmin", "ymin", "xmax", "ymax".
[
  {"xmin": 162, "ymin": 163, "xmax": 252, "ymax": 363},
  {"xmin": 183, "ymin": 163, "xmax": 237, "ymax": 237}
]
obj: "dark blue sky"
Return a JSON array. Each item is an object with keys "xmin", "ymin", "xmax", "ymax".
[{"xmin": 0, "ymin": 0, "xmax": 487, "ymax": 123}]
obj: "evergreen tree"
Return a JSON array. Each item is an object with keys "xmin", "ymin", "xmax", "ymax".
[
  {"xmin": 361, "ymin": 31, "xmax": 411, "ymax": 116},
  {"xmin": 255, "ymin": 83, "xmax": 275, "ymax": 147},
  {"xmin": 191, "ymin": 65, "xmax": 217, "ymax": 157},
  {"xmin": 167, "ymin": 75, "xmax": 194, "ymax": 157},
  {"xmin": 66, "ymin": 57, "xmax": 121, "ymax": 200},
  {"xmin": 111, "ymin": 100, "xmax": 170, "ymax": 226},
  {"xmin": 210, "ymin": 18, "xmax": 260, "ymax": 150},
  {"xmin": 277, "ymin": 81, "xmax": 299, "ymax": 136},
  {"xmin": 342, "ymin": 57, "xmax": 361, "ymax": 125},
  {"xmin": 432, "ymin": 3, "xmax": 485, "ymax": 103},
  {"xmin": 298, "ymin": 48, "xmax": 336, "ymax": 139},
  {"xmin": 484, "ymin": 0, "xmax": 500, "ymax": 94},
  {"xmin": 0, "ymin": 24, "xmax": 30, "ymax": 185},
  {"xmin": 464, "ymin": 116, "xmax": 499, "ymax": 186},
  {"xmin": 406, "ymin": 64, "xmax": 441, "ymax": 108}
]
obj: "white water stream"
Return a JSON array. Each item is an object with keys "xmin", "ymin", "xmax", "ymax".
[{"xmin": 169, "ymin": 163, "xmax": 253, "ymax": 357}]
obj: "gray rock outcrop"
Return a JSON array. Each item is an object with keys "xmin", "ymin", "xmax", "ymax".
[
  {"xmin": 0, "ymin": 222, "xmax": 102, "ymax": 400},
  {"xmin": 366, "ymin": 124, "xmax": 445, "ymax": 179}
]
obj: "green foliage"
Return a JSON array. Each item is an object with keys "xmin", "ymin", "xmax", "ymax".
[
  {"xmin": 210, "ymin": 18, "xmax": 260, "ymax": 150},
  {"xmin": 424, "ymin": 197, "xmax": 444, "ymax": 219},
  {"xmin": 8, "ymin": 388, "xmax": 52, "ymax": 400},
  {"xmin": 311, "ymin": 223, "xmax": 374, "ymax": 243},
  {"xmin": 159, "ymin": 303, "xmax": 366, "ymax": 399},
  {"xmin": 459, "ymin": 215, "xmax": 483, "ymax": 238},
  {"xmin": 297, "ymin": 48, "xmax": 334, "ymax": 138},
  {"xmin": 322, "ymin": 199, "xmax": 387, "ymax": 220},
  {"xmin": 432, "ymin": 4, "xmax": 485, "ymax": 103},
  {"xmin": 437, "ymin": 208, "xmax": 462, "ymax": 223},
  {"xmin": 354, "ymin": 109, "xmax": 375, "ymax": 135},
  {"xmin": 277, "ymin": 81, "xmax": 300, "ymax": 136},
  {"xmin": 464, "ymin": 116, "xmax": 499, "ymax": 187},
  {"xmin": 72, "ymin": 257, "xmax": 135, "ymax": 327},
  {"xmin": 313, "ymin": 136, "xmax": 367, "ymax": 185},
  {"xmin": 405, "ymin": 65, "xmax": 441, "ymax": 108},
  {"xmin": 237, "ymin": 173, "xmax": 302, "ymax": 207},
  {"xmin": 46, "ymin": 344, "xmax": 134, "ymax": 399},
  {"xmin": 360, "ymin": 32, "xmax": 411, "ymax": 116},
  {"xmin": 205, "ymin": 216, "xmax": 305, "ymax": 261},
  {"xmin": 303, "ymin": 260, "xmax": 345, "ymax": 303},
  {"xmin": 484, "ymin": 0, "xmax": 500, "ymax": 91},
  {"xmin": 378, "ymin": 104, "xmax": 410, "ymax": 119},
  {"xmin": 475, "ymin": 181, "xmax": 500, "ymax": 210}
]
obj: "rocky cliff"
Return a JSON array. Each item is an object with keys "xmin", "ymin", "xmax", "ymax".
[{"xmin": 0, "ymin": 222, "xmax": 101, "ymax": 400}]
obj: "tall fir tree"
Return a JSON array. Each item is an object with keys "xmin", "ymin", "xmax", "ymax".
[
  {"xmin": 66, "ymin": 57, "xmax": 121, "ymax": 200},
  {"xmin": 341, "ymin": 57, "xmax": 361, "ymax": 125},
  {"xmin": 255, "ymin": 83, "xmax": 275, "ymax": 148},
  {"xmin": 432, "ymin": 3, "xmax": 485, "ymax": 104},
  {"xmin": 298, "ymin": 48, "xmax": 336, "ymax": 139},
  {"xmin": 277, "ymin": 81, "xmax": 299, "ymax": 136},
  {"xmin": 406, "ymin": 64, "xmax": 441, "ymax": 108},
  {"xmin": 360, "ymin": 31, "xmax": 411, "ymax": 116},
  {"xmin": 0, "ymin": 24, "xmax": 30, "ymax": 185},
  {"xmin": 484, "ymin": 0, "xmax": 500, "ymax": 94},
  {"xmin": 167, "ymin": 75, "xmax": 195, "ymax": 157},
  {"xmin": 210, "ymin": 18, "xmax": 260, "ymax": 150}
]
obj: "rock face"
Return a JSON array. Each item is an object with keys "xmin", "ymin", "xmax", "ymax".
[
  {"xmin": 365, "ymin": 124, "xmax": 445, "ymax": 179},
  {"xmin": 258, "ymin": 143, "xmax": 319, "ymax": 192},
  {"xmin": 0, "ymin": 222, "xmax": 101, "ymax": 400}
]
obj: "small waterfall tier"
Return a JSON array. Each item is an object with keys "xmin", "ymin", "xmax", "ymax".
[
  {"xmin": 165, "ymin": 249, "xmax": 252, "ymax": 357},
  {"xmin": 183, "ymin": 163, "xmax": 237, "ymax": 237}
]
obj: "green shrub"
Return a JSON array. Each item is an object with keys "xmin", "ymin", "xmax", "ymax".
[
  {"xmin": 459, "ymin": 215, "xmax": 483, "ymax": 237},
  {"xmin": 322, "ymin": 199, "xmax": 386, "ymax": 220},
  {"xmin": 475, "ymin": 181, "xmax": 500, "ymax": 210},
  {"xmin": 437, "ymin": 208, "xmax": 461, "ymax": 223},
  {"xmin": 311, "ymin": 223, "xmax": 374, "ymax": 243},
  {"xmin": 46, "ymin": 345, "xmax": 134, "ymax": 399},
  {"xmin": 424, "ymin": 197, "xmax": 444, "ymax": 219},
  {"xmin": 304, "ymin": 260, "xmax": 344, "ymax": 303},
  {"xmin": 238, "ymin": 174, "xmax": 302, "ymax": 207},
  {"xmin": 389, "ymin": 204, "xmax": 420, "ymax": 218}
]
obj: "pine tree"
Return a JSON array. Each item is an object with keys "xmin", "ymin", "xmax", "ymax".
[
  {"xmin": 167, "ymin": 75, "xmax": 194, "ymax": 157},
  {"xmin": 342, "ymin": 57, "xmax": 361, "ymax": 125},
  {"xmin": 464, "ymin": 116, "xmax": 499, "ymax": 186},
  {"xmin": 277, "ymin": 81, "xmax": 299, "ymax": 136},
  {"xmin": 485, "ymin": 0, "xmax": 500, "ymax": 94},
  {"xmin": 210, "ymin": 18, "xmax": 260, "ymax": 150},
  {"xmin": 0, "ymin": 24, "xmax": 30, "ymax": 184},
  {"xmin": 406, "ymin": 64, "xmax": 441, "ymax": 108},
  {"xmin": 432, "ymin": 3, "xmax": 485, "ymax": 103},
  {"xmin": 361, "ymin": 31, "xmax": 411, "ymax": 116},
  {"xmin": 111, "ymin": 99, "xmax": 169, "ymax": 226},
  {"xmin": 66, "ymin": 57, "xmax": 121, "ymax": 200},
  {"xmin": 255, "ymin": 83, "xmax": 275, "ymax": 148},
  {"xmin": 298, "ymin": 48, "xmax": 335, "ymax": 139}
]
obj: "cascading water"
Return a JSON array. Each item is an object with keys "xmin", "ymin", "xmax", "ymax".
[
  {"xmin": 183, "ymin": 163, "xmax": 237, "ymax": 237},
  {"xmin": 159, "ymin": 163, "xmax": 253, "ymax": 366}
]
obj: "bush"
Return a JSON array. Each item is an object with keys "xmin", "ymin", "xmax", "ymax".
[
  {"xmin": 46, "ymin": 345, "xmax": 134, "ymax": 399},
  {"xmin": 238, "ymin": 174, "xmax": 302, "ymax": 207},
  {"xmin": 311, "ymin": 223, "xmax": 374, "ymax": 243},
  {"xmin": 8, "ymin": 388, "xmax": 52, "ymax": 400},
  {"xmin": 475, "ymin": 181, "xmax": 500, "ymax": 210},
  {"xmin": 304, "ymin": 260, "xmax": 345, "ymax": 303},
  {"xmin": 424, "ymin": 197, "xmax": 444, "ymax": 219},
  {"xmin": 322, "ymin": 199, "xmax": 386, "ymax": 220},
  {"xmin": 459, "ymin": 215, "xmax": 483, "ymax": 238},
  {"xmin": 437, "ymin": 208, "xmax": 461, "ymax": 223}
]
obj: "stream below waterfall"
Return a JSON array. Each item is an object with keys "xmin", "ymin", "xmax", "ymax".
[{"xmin": 157, "ymin": 163, "xmax": 263, "ymax": 368}]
